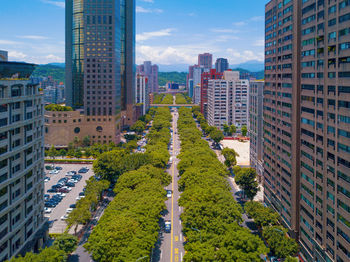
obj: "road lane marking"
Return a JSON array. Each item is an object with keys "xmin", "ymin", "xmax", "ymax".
[
  {"xmin": 175, "ymin": 248, "xmax": 179, "ymax": 254},
  {"xmin": 175, "ymin": 255, "xmax": 179, "ymax": 262},
  {"xmin": 178, "ymin": 206, "xmax": 180, "ymax": 212},
  {"xmin": 170, "ymin": 114, "xmax": 176, "ymax": 262},
  {"xmin": 181, "ymin": 252, "xmax": 183, "ymax": 262},
  {"xmin": 175, "ymin": 235, "xmax": 178, "ymax": 242},
  {"xmin": 180, "ymin": 233, "xmax": 182, "ymax": 241}
]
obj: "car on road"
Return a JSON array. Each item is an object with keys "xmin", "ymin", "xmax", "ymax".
[
  {"xmin": 66, "ymin": 208, "xmax": 74, "ymax": 214},
  {"xmin": 165, "ymin": 220, "xmax": 171, "ymax": 233},
  {"xmin": 166, "ymin": 190, "xmax": 172, "ymax": 198},
  {"xmin": 79, "ymin": 192, "xmax": 85, "ymax": 196},
  {"xmin": 69, "ymin": 204, "xmax": 76, "ymax": 209},
  {"xmin": 44, "ymin": 207, "xmax": 52, "ymax": 214}
]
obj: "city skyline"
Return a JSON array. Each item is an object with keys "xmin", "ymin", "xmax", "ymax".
[{"xmin": 0, "ymin": 0, "xmax": 266, "ymax": 67}]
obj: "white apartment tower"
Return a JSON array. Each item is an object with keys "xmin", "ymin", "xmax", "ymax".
[
  {"xmin": 208, "ymin": 71, "xmax": 249, "ymax": 130},
  {"xmin": 0, "ymin": 59, "xmax": 47, "ymax": 261}
]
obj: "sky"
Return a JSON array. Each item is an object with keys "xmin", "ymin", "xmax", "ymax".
[{"xmin": 0, "ymin": 0, "xmax": 266, "ymax": 69}]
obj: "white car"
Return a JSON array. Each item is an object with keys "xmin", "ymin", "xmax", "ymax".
[
  {"xmin": 44, "ymin": 178, "xmax": 50, "ymax": 182},
  {"xmin": 66, "ymin": 208, "xmax": 74, "ymax": 214},
  {"xmin": 49, "ymin": 170, "xmax": 59, "ymax": 175},
  {"xmin": 44, "ymin": 207, "xmax": 52, "ymax": 214},
  {"xmin": 61, "ymin": 214, "xmax": 69, "ymax": 220},
  {"xmin": 56, "ymin": 192, "xmax": 67, "ymax": 198},
  {"xmin": 62, "ymin": 186, "xmax": 72, "ymax": 191},
  {"xmin": 68, "ymin": 179, "xmax": 78, "ymax": 184},
  {"xmin": 166, "ymin": 190, "xmax": 172, "ymax": 198}
]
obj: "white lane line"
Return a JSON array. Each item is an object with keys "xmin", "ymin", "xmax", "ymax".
[
  {"xmin": 181, "ymin": 252, "xmax": 183, "ymax": 261},
  {"xmin": 160, "ymin": 251, "xmax": 162, "ymax": 260},
  {"xmin": 179, "ymin": 206, "xmax": 181, "ymax": 212},
  {"xmin": 180, "ymin": 233, "xmax": 182, "ymax": 241},
  {"xmin": 179, "ymin": 220, "xmax": 181, "ymax": 225}
]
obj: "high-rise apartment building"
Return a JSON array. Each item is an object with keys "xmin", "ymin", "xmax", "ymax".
[
  {"xmin": 207, "ymin": 71, "xmax": 248, "ymax": 130},
  {"xmin": 137, "ymin": 61, "xmax": 158, "ymax": 93},
  {"xmin": 249, "ymin": 80, "xmax": 264, "ymax": 181},
  {"xmin": 0, "ymin": 59, "xmax": 47, "ymax": 261},
  {"xmin": 193, "ymin": 85, "xmax": 201, "ymax": 105},
  {"xmin": 200, "ymin": 69, "xmax": 223, "ymax": 119},
  {"xmin": 135, "ymin": 74, "xmax": 149, "ymax": 116},
  {"xmin": 215, "ymin": 58, "xmax": 229, "ymax": 73},
  {"xmin": 264, "ymin": 1, "xmax": 350, "ymax": 261},
  {"xmin": 46, "ymin": 0, "xmax": 135, "ymax": 146},
  {"xmin": 198, "ymin": 53, "xmax": 213, "ymax": 70}
]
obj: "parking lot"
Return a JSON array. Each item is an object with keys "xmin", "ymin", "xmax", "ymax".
[{"xmin": 44, "ymin": 164, "xmax": 95, "ymax": 234}]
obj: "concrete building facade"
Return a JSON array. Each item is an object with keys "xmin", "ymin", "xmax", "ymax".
[
  {"xmin": 264, "ymin": 1, "xmax": 350, "ymax": 261},
  {"xmin": 137, "ymin": 61, "xmax": 158, "ymax": 93},
  {"xmin": 135, "ymin": 74, "xmax": 149, "ymax": 116},
  {"xmin": 207, "ymin": 71, "xmax": 249, "ymax": 130},
  {"xmin": 249, "ymin": 80, "xmax": 264, "ymax": 181},
  {"xmin": 0, "ymin": 51, "xmax": 7, "ymax": 62},
  {"xmin": 198, "ymin": 53, "xmax": 213, "ymax": 70},
  {"xmin": 193, "ymin": 85, "xmax": 201, "ymax": 105},
  {"xmin": 0, "ymin": 61, "xmax": 47, "ymax": 261}
]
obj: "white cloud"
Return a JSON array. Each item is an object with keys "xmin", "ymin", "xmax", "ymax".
[
  {"xmin": 250, "ymin": 16, "xmax": 264, "ymax": 22},
  {"xmin": 215, "ymin": 35, "xmax": 240, "ymax": 42},
  {"xmin": 17, "ymin": 35, "xmax": 49, "ymax": 40},
  {"xmin": 45, "ymin": 54, "xmax": 64, "ymax": 62},
  {"xmin": 253, "ymin": 39, "xmax": 265, "ymax": 47},
  {"xmin": 233, "ymin": 21, "xmax": 247, "ymax": 27},
  {"xmin": 136, "ymin": 28, "xmax": 174, "ymax": 41},
  {"xmin": 0, "ymin": 40, "xmax": 22, "ymax": 45},
  {"xmin": 8, "ymin": 51, "xmax": 27, "ymax": 60},
  {"xmin": 210, "ymin": 28, "xmax": 238, "ymax": 33},
  {"xmin": 226, "ymin": 48, "xmax": 264, "ymax": 63},
  {"xmin": 136, "ymin": 6, "xmax": 163, "ymax": 13},
  {"xmin": 41, "ymin": 0, "xmax": 65, "ymax": 8}
]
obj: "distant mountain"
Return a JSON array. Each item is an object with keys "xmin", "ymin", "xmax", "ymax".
[
  {"xmin": 230, "ymin": 60, "xmax": 264, "ymax": 72},
  {"xmin": 158, "ymin": 72, "xmax": 187, "ymax": 86},
  {"xmin": 47, "ymin": 63, "xmax": 65, "ymax": 68},
  {"xmin": 32, "ymin": 64, "xmax": 65, "ymax": 83},
  {"xmin": 158, "ymin": 64, "xmax": 189, "ymax": 72}
]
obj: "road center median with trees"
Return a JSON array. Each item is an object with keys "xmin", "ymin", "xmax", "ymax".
[
  {"xmin": 84, "ymin": 108, "xmax": 172, "ymax": 261},
  {"xmin": 177, "ymin": 108, "xmax": 268, "ymax": 261}
]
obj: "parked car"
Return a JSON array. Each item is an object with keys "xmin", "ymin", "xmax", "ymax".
[
  {"xmin": 69, "ymin": 204, "xmax": 76, "ymax": 209},
  {"xmin": 78, "ymin": 167, "xmax": 89, "ymax": 173},
  {"xmin": 66, "ymin": 171, "xmax": 76, "ymax": 176},
  {"xmin": 45, "ymin": 202, "xmax": 55, "ymax": 207},
  {"xmin": 68, "ymin": 179, "xmax": 78, "ymax": 184},
  {"xmin": 45, "ymin": 165, "xmax": 54, "ymax": 170},
  {"xmin": 72, "ymin": 175, "xmax": 82, "ymax": 181},
  {"xmin": 58, "ymin": 177, "xmax": 68, "ymax": 183},
  {"xmin": 59, "ymin": 188, "xmax": 69, "ymax": 193},
  {"xmin": 61, "ymin": 214, "xmax": 69, "ymax": 220},
  {"xmin": 62, "ymin": 186, "xmax": 72, "ymax": 191},
  {"xmin": 44, "ymin": 207, "xmax": 52, "ymax": 214},
  {"xmin": 49, "ymin": 170, "xmax": 59, "ymax": 175},
  {"xmin": 79, "ymin": 192, "xmax": 85, "ymax": 196},
  {"xmin": 56, "ymin": 192, "xmax": 66, "ymax": 197},
  {"xmin": 47, "ymin": 188, "xmax": 57, "ymax": 193},
  {"xmin": 66, "ymin": 208, "xmax": 74, "ymax": 214},
  {"xmin": 52, "ymin": 184, "xmax": 63, "ymax": 189},
  {"xmin": 44, "ymin": 177, "xmax": 50, "ymax": 182},
  {"xmin": 66, "ymin": 182, "xmax": 75, "ymax": 187},
  {"xmin": 55, "ymin": 166, "xmax": 63, "ymax": 170}
]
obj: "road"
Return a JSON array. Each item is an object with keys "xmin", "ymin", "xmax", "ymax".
[{"xmin": 153, "ymin": 108, "xmax": 184, "ymax": 262}]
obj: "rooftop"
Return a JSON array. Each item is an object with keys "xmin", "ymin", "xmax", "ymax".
[{"xmin": 0, "ymin": 61, "xmax": 36, "ymax": 80}]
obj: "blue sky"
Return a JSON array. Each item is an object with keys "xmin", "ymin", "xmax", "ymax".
[{"xmin": 0, "ymin": 0, "xmax": 266, "ymax": 68}]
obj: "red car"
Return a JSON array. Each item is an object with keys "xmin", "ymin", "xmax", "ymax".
[{"xmin": 59, "ymin": 188, "xmax": 69, "ymax": 193}]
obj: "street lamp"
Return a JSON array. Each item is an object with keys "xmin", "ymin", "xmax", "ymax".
[{"xmin": 191, "ymin": 227, "xmax": 202, "ymax": 242}]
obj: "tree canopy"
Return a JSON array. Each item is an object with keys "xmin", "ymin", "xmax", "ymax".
[
  {"xmin": 234, "ymin": 167, "xmax": 259, "ymax": 201},
  {"xmin": 45, "ymin": 104, "xmax": 73, "ymax": 111}
]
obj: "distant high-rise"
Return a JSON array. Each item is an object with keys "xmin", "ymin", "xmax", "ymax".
[
  {"xmin": 198, "ymin": 53, "xmax": 213, "ymax": 70},
  {"xmin": 207, "ymin": 71, "xmax": 248, "ymax": 130},
  {"xmin": 135, "ymin": 74, "xmax": 149, "ymax": 116},
  {"xmin": 46, "ymin": 0, "xmax": 135, "ymax": 146},
  {"xmin": 200, "ymin": 69, "xmax": 223, "ymax": 119},
  {"xmin": 264, "ymin": 1, "xmax": 350, "ymax": 261},
  {"xmin": 215, "ymin": 58, "xmax": 229, "ymax": 73},
  {"xmin": 0, "ymin": 59, "xmax": 47, "ymax": 260},
  {"xmin": 249, "ymin": 81, "xmax": 264, "ymax": 181},
  {"xmin": 137, "ymin": 61, "xmax": 158, "ymax": 93},
  {"xmin": 0, "ymin": 50, "xmax": 8, "ymax": 62}
]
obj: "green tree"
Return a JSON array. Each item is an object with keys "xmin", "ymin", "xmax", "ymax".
[
  {"xmin": 82, "ymin": 136, "xmax": 91, "ymax": 147},
  {"xmin": 73, "ymin": 136, "xmax": 80, "ymax": 148},
  {"xmin": 223, "ymin": 123, "xmax": 230, "ymax": 135},
  {"xmin": 47, "ymin": 145, "xmax": 58, "ymax": 159},
  {"xmin": 58, "ymin": 149, "xmax": 67, "ymax": 157},
  {"xmin": 73, "ymin": 149, "xmax": 83, "ymax": 158},
  {"xmin": 222, "ymin": 148, "xmax": 239, "ymax": 168},
  {"xmin": 244, "ymin": 201, "xmax": 279, "ymax": 228},
  {"xmin": 241, "ymin": 125, "xmax": 248, "ymax": 137},
  {"xmin": 230, "ymin": 124, "xmax": 236, "ymax": 135},
  {"xmin": 66, "ymin": 202, "xmax": 92, "ymax": 235},
  {"xmin": 125, "ymin": 140, "xmax": 138, "ymax": 152},
  {"xmin": 285, "ymin": 257, "xmax": 298, "ymax": 262},
  {"xmin": 93, "ymin": 149, "xmax": 127, "ymax": 182},
  {"xmin": 234, "ymin": 168, "xmax": 259, "ymax": 201},
  {"xmin": 130, "ymin": 120, "xmax": 146, "ymax": 135},
  {"xmin": 52, "ymin": 233, "xmax": 78, "ymax": 255},
  {"xmin": 10, "ymin": 247, "xmax": 66, "ymax": 262},
  {"xmin": 263, "ymin": 226, "xmax": 299, "ymax": 258},
  {"xmin": 210, "ymin": 128, "xmax": 224, "ymax": 145}
]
